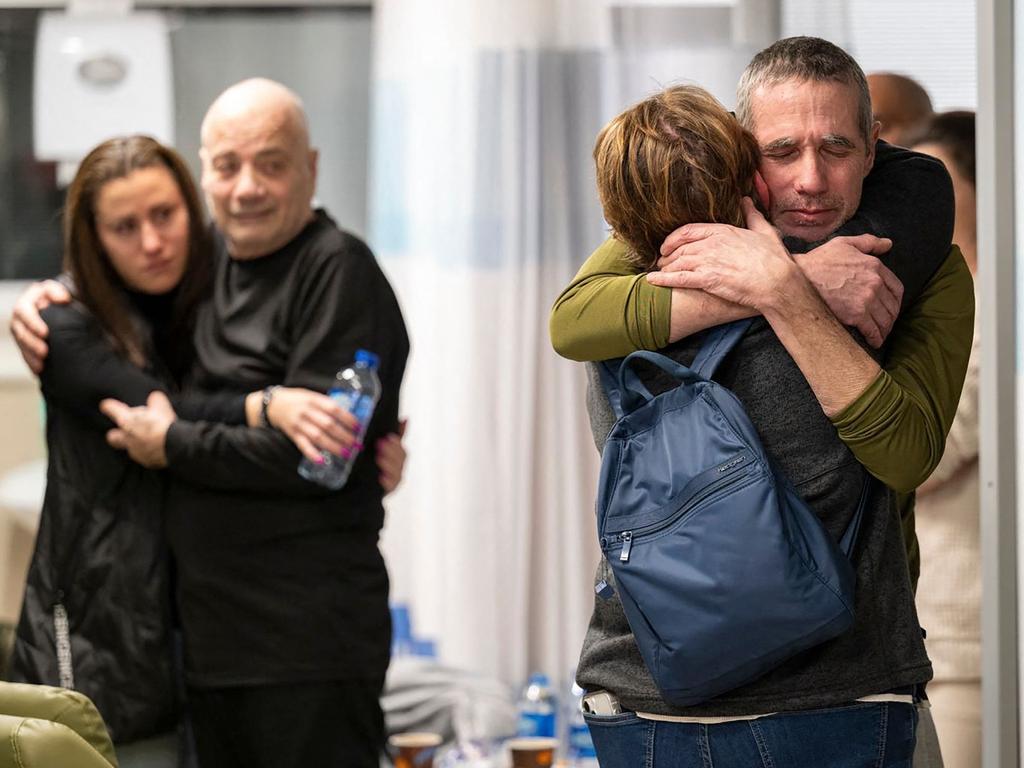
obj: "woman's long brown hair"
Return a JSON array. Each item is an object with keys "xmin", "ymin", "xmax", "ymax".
[{"xmin": 63, "ymin": 135, "xmax": 211, "ymax": 376}]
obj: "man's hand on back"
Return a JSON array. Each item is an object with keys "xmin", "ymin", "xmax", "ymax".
[
  {"xmin": 101, "ymin": 391, "xmax": 177, "ymax": 469},
  {"xmin": 795, "ymin": 235, "xmax": 903, "ymax": 349},
  {"xmin": 9, "ymin": 279, "xmax": 70, "ymax": 374}
]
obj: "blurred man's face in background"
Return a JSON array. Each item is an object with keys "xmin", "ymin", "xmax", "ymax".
[{"xmin": 867, "ymin": 73, "xmax": 933, "ymax": 147}]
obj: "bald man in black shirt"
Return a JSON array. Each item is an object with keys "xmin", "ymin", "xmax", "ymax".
[{"xmin": 100, "ymin": 79, "xmax": 409, "ymax": 768}]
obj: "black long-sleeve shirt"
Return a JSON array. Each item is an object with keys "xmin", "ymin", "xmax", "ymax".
[
  {"xmin": 163, "ymin": 210, "xmax": 410, "ymax": 687},
  {"xmin": 40, "ymin": 293, "xmax": 245, "ymax": 430}
]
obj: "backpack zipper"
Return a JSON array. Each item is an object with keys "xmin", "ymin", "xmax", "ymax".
[
  {"xmin": 53, "ymin": 592, "xmax": 75, "ymax": 689},
  {"xmin": 607, "ymin": 460, "xmax": 755, "ymax": 564},
  {"xmin": 619, "ymin": 531, "xmax": 633, "ymax": 562}
]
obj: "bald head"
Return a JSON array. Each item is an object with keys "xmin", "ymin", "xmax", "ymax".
[
  {"xmin": 867, "ymin": 73, "xmax": 933, "ymax": 146},
  {"xmin": 201, "ymin": 78, "xmax": 310, "ymax": 151},
  {"xmin": 199, "ymin": 78, "xmax": 318, "ymax": 260}
]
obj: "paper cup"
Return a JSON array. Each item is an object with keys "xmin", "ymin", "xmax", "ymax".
[
  {"xmin": 507, "ymin": 737, "xmax": 559, "ymax": 768},
  {"xmin": 390, "ymin": 732, "xmax": 443, "ymax": 768}
]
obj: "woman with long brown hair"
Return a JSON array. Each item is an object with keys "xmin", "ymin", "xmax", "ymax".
[{"xmin": 6, "ymin": 135, "xmax": 369, "ymax": 765}]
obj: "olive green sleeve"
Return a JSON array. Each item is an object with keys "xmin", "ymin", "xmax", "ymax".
[
  {"xmin": 549, "ymin": 237, "xmax": 672, "ymax": 361},
  {"xmin": 831, "ymin": 246, "xmax": 975, "ymax": 493}
]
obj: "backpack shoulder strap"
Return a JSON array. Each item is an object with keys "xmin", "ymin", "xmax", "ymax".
[
  {"xmin": 596, "ymin": 359, "xmax": 627, "ymax": 420},
  {"xmin": 690, "ymin": 319, "xmax": 753, "ymax": 380},
  {"xmin": 839, "ymin": 476, "xmax": 874, "ymax": 557}
]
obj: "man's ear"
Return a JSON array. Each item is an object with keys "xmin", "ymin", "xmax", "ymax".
[
  {"xmin": 753, "ymin": 170, "xmax": 771, "ymax": 212},
  {"xmin": 865, "ymin": 120, "xmax": 881, "ymax": 173},
  {"xmin": 198, "ymin": 147, "xmax": 212, "ymax": 182},
  {"xmin": 308, "ymin": 148, "xmax": 319, "ymax": 187}
]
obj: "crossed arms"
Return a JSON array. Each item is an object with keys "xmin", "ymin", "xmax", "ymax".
[{"xmin": 550, "ymin": 143, "xmax": 974, "ymax": 493}]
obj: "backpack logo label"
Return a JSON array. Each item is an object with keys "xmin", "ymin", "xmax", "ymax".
[{"xmin": 717, "ymin": 456, "xmax": 745, "ymax": 473}]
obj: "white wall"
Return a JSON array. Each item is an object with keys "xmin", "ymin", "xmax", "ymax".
[{"xmin": 784, "ymin": 0, "xmax": 976, "ymax": 110}]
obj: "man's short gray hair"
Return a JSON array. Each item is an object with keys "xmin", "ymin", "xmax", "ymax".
[{"xmin": 735, "ymin": 36, "xmax": 874, "ymax": 148}]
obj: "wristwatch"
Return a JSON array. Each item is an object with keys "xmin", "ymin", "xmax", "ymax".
[{"xmin": 259, "ymin": 385, "xmax": 280, "ymax": 428}]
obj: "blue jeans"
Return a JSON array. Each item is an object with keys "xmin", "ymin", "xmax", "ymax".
[{"xmin": 585, "ymin": 702, "xmax": 917, "ymax": 768}]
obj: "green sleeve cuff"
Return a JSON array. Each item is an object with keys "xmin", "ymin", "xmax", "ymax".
[
  {"xmin": 830, "ymin": 367, "xmax": 945, "ymax": 493},
  {"xmin": 830, "ymin": 370, "xmax": 925, "ymax": 493},
  {"xmin": 830, "ymin": 369, "xmax": 899, "ymax": 433}
]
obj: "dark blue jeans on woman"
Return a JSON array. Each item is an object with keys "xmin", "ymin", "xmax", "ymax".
[{"xmin": 585, "ymin": 701, "xmax": 917, "ymax": 768}]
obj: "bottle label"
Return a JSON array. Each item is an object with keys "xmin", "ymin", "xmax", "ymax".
[
  {"xmin": 330, "ymin": 390, "xmax": 375, "ymax": 436},
  {"xmin": 517, "ymin": 711, "xmax": 556, "ymax": 738}
]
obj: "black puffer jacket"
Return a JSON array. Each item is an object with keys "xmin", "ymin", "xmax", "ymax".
[{"xmin": 8, "ymin": 299, "xmax": 243, "ymax": 743}]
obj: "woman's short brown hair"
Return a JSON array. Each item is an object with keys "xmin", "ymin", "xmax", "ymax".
[{"xmin": 594, "ymin": 85, "xmax": 759, "ymax": 269}]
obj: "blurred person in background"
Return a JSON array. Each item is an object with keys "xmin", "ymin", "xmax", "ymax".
[
  {"xmin": 5, "ymin": 135, "xmax": 381, "ymax": 767},
  {"xmin": 911, "ymin": 111, "xmax": 980, "ymax": 768},
  {"xmin": 868, "ymin": 73, "xmax": 934, "ymax": 147}
]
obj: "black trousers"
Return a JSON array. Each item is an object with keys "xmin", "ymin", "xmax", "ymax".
[{"xmin": 188, "ymin": 679, "xmax": 385, "ymax": 768}]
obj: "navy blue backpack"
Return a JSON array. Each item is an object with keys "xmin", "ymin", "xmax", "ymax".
[{"xmin": 595, "ymin": 319, "xmax": 869, "ymax": 707}]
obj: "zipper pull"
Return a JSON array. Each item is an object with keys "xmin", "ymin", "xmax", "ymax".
[
  {"xmin": 594, "ymin": 579, "xmax": 615, "ymax": 600},
  {"xmin": 619, "ymin": 531, "xmax": 633, "ymax": 562}
]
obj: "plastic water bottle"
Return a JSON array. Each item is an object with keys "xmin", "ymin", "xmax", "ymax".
[
  {"xmin": 516, "ymin": 673, "xmax": 557, "ymax": 738},
  {"xmin": 566, "ymin": 680, "xmax": 598, "ymax": 767},
  {"xmin": 298, "ymin": 349, "xmax": 381, "ymax": 489}
]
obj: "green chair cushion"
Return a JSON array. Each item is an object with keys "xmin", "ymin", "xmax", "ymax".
[
  {"xmin": 0, "ymin": 683, "xmax": 116, "ymax": 767},
  {"xmin": 0, "ymin": 715, "xmax": 115, "ymax": 768}
]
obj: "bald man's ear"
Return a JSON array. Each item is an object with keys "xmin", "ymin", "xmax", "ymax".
[{"xmin": 308, "ymin": 148, "xmax": 319, "ymax": 188}]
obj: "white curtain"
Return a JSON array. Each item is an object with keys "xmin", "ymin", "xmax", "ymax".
[
  {"xmin": 370, "ymin": 0, "xmax": 978, "ymax": 701},
  {"xmin": 371, "ymin": 0, "xmax": 611, "ymax": 689}
]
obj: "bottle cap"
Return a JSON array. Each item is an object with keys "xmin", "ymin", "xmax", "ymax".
[{"xmin": 355, "ymin": 349, "xmax": 380, "ymax": 368}]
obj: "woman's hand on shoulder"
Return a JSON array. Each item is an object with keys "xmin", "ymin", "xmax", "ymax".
[{"xmin": 10, "ymin": 279, "xmax": 71, "ymax": 374}]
